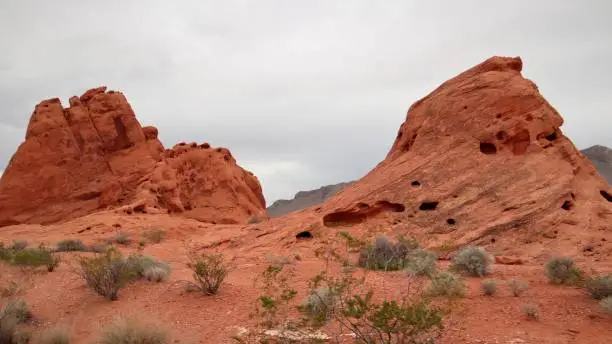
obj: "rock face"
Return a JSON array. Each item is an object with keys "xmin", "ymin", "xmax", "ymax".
[
  {"xmin": 581, "ymin": 145, "xmax": 612, "ymax": 184},
  {"xmin": 0, "ymin": 87, "xmax": 265, "ymax": 226},
  {"xmin": 267, "ymin": 182, "xmax": 352, "ymax": 217},
  {"xmin": 320, "ymin": 56, "xmax": 612, "ymax": 256}
]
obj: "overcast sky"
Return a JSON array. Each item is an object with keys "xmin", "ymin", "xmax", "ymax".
[{"xmin": 1, "ymin": 1, "xmax": 611, "ymax": 204}]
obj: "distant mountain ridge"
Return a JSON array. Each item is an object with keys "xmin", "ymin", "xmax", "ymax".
[{"xmin": 266, "ymin": 145, "xmax": 612, "ymax": 217}]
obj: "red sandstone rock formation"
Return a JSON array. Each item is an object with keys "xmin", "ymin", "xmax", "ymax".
[
  {"xmin": 0, "ymin": 87, "xmax": 265, "ymax": 226},
  {"xmin": 320, "ymin": 56, "xmax": 612, "ymax": 256}
]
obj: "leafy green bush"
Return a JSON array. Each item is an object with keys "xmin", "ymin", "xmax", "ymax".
[
  {"xmin": 544, "ymin": 257, "xmax": 583, "ymax": 285},
  {"xmin": 404, "ymin": 249, "xmax": 438, "ymax": 277},
  {"xmin": 142, "ymin": 229, "xmax": 166, "ymax": 244},
  {"xmin": 12, "ymin": 246, "xmax": 60, "ymax": 272},
  {"xmin": 427, "ymin": 271, "xmax": 465, "ymax": 298},
  {"xmin": 522, "ymin": 303, "xmax": 539, "ymax": 320},
  {"xmin": 585, "ymin": 274, "xmax": 612, "ymax": 300},
  {"xmin": 55, "ymin": 239, "xmax": 88, "ymax": 252},
  {"xmin": 451, "ymin": 246, "xmax": 492, "ymax": 277},
  {"xmin": 508, "ymin": 279, "xmax": 529, "ymax": 297},
  {"xmin": 99, "ymin": 317, "xmax": 167, "ymax": 344},
  {"xmin": 357, "ymin": 236, "xmax": 412, "ymax": 271},
  {"xmin": 600, "ymin": 297, "xmax": 612, "ymax": 314},
  {"xmin": 481, "ymin": 280, "xmax": 497, "ymax": 296},
  {"xmin": 186, "ymin": 253, "xmax": 228, "ymax": 295},
  {"xmin": 36, "ymin": 327, "xmax": 70, "ymax": 344},
  {"xmin": 78, "ymin": 248, "xmax": 135, "ymax": 301}
]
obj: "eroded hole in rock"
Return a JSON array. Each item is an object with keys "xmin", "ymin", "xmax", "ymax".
[
  {"xmin": 323, "ymin": 201, "xmax": 405, "ymax": 226},
  {"xmin": 446, "ymin": 218, "xmax": 456, "ymax": 225},
  {"xmin": 496, "ymin": 131, "xmax": 508, "ymax": 141},
  {"xmin": 378, "ymin": 201, "xmax": 405, "ymax": 212},
  {"xmin": 411, "ymin": 180, "xmax": 421, "ymax": 187},
  {"xmin": 323, "ymin": 211, "xmax": 365, "ymax": 226},
  {"xmin": 357, "ymin": 202, "xmax": 369, "ymax": 209},
  {"xmin": 133, "ymin": 204, "xmax": 146, "ymax": 213},
  {"xmin": 479, "ymin": 142, "xmax": 497, "ymax": 155},
  {"xmin": 296, "ymin": 231, "xmax": 313, "ymax": 240},
  {"xmin": 525, "ymin": 114, "xmax": 533, "ymax": 121},
  {"xmin": 600, "ymin": 190, "xmax": 612, "ymax": 202},
  {"xmin": 419, "ymin": 201, "xmax": 438, "ymax": 211},
  {"xmin": 490, "ymin": 238, "xmax": 496, "ymax": 243},
  {"xmin": 510, "ymin": 129, "xmax": 531, "ymax": 156},
  {"xmin": 496, "ymin": 114, "xmax": 502, "ymax": 119},
  {"xmin": 113, "ymin": 116, "xmax": 132, "ymax": 150},
  {"xmin": 545, "ymin": 132, "xmax": 557, "ymax": 141},
  {"xmin": 561, "ymin": 200, "xmax": 573, "ymax": 211},
  {"xmin": 463, "ymin": 105, "xmax": 468, "ymax": 110}
]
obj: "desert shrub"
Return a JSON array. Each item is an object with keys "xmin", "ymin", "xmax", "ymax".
[
  {"xmin": 142, "ymin": 267, "xmax": 170, "ymax": 282},
  {"xmin": 125, "ymin": 254, "xmax": 170, "ymax": 280},
  {"xmin": 404, "ymin": 249, "xmax": 438, "ymax": 277},
  {"xmin": 508, "ymin": 279, "xmax": 529, "ymax": 297},
  {"xmin": 12, "ymin": 246, "xmax": 60, "ymax": 272},
  {"xmin": 78, "ymin": 248, "xmax": 135, "ymax": 301},
  {"xmin": 481, "ymin": 279, "xmax": 497, "ymax": 296},
  {"xmin": 298, "ymin": 287, "xmax": 336, "ymax": 326},
  {"xmin": 36, "ymin": 327, "xmax": 70, "ymax": 344},
  {"xmin": 427, "ymin": 271, "xmax": 465, "ymax": 298},
  {"xmin": 600, "ymin": 297, "xmax": 612, "ymax": 314},
  {"xmin": 142, "ymin": 229, "xmax": 165, "ymax": 244},
  {"xmin": 10, "ymin": 241, "xmax": 28, "ymax": 251},
  {"xmin": 104, "ymin": 232, "xmax": 132, "ymax": 246},
  {"xmin": 0, "ymin": 243, "xmax": 13, "ymax": 261},
  {"xmin": 451, "ymin": 246, "xmax": 492, "ymax": 277},
  {"xmin": 99, "ymin": 317, "xmax": 167, "ymax": 344},
  {"xmin": 522, "ymin": 303, "xmax": 539, "ymax": 320},
  {"xmin": 544, "ymin": 257, "xmax": 583, "ymax": 285},
  {"xmin": 187, "ymin": 253, "xmax": 228, "ymax": 295},
  {"xmin": 88, "ymin": 243, "xmax": 108, "ymax": 253},
  {"xmin": 265, "ymin": 254, "xmax": 293, "ymax": 266},
  {"xmin": 55, "ymin": 239, "xmax": 88, "ymax": 252},
  {"xmin": 585, "ymin": 274, "xmax": 612, "ymax": 300},
  {"xmin": 1, "ymin": 299, "xmax": 32, "ymax": 324},
  {"xmin": 1, "ymin": 282, "xmax": 20, "ymax": 298},
  {"xmin": 252, "ymin": 265, "xmax": 298, "ymax": 329},
  {"xmin": 357, "ymin": 235, "xmax": 412, "ymax": 271}
]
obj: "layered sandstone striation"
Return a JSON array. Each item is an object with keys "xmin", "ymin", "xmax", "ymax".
[
  {"xmin": 320, "ymin": 56, "xmax": 612, "ymax": 256},
  {"xmin": 0, "ymin": 87, "xmax": 265, "ymax": 226}
]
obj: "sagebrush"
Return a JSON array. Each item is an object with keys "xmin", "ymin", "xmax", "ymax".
[
  {"xmin": 78, "ymin": 248, "xmax": 135, "ymax": 301},
  {"xmin": 544, "ymin": 257, "xmax": 582, "ymax": 285},
  {"xmin": 481, "ymin": 279, "xmax": 497, "ymax": 296},
  {"xmin": 427, "ymin": 271, "xmax": 465, "ymax": 298},
  {"xmin": 55, "ymin": 239, "xmax": 88, "ymax": 252},
  {"xmin": 585, "ymin": 274, "xmax": 612, "ymax": 300},
  {"xmin": 451, "ymin": 246, "xmax": 492, "ymax": 277},
  {"xmin": 187, "ymin": 252, "xmax": 228, "ymax": 295},
  {"xmin": 357, "ymin": 235, "xmax": 415, "ymax": 271},
  {"xmin": 508, "ymin": 279, "xmax": 529, "ymax": 297},
  {"xmin": 99, "ymin": 317, "xmax": 167, "ymax": 344}
]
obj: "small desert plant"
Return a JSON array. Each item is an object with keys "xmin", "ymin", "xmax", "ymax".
[
  {"xmin": 522, "ymin": 303, "xmax": 539, "ymax": 320},
  {"xmin": 600, "ymin": 297, "xmax": 612, "ymax": 314},
  {"xmin": 187, "ymin": 253, "xmax": 228, "ymax": 295},
  {"xmin": 357, "ymin": 235, "xmax": 412, "ymax": 271},
  {"xmin": 265, "ymin": 254, "xmax": 293, "ymax": 266},
  {"xmin": 36, "ymin": 326, "xmax": 70, "ymax": 344},
  {"xmin": 585, "ymin": 274, "xmax": 612, "ymax": 300},
  {"xmin": 451, "ymin": 246, "xmax": 492, "ymax": 277},
  {"xmin": 10, "ymin": 241, "xmax": 28, "ymax": 251},
  {"xmin": 1, "ymin": 299, "xmax": 32, "ymax": 324},
  {"xmin": 298, "ymin": 287, "xmax": 336, "ymax": 326},
  {"xmin": 88, "ymin": 243, "xmax": 108, "ymax": 253},
  {"xmin": 125, "ymin": 254, "xmax": 170, "ymax": 281},
  {"xmin": 78, "ymin": 248, "xmax": 135, "ymax": 301},
  {"xmin": 99, "ymin": 317, "xmax": 167, "ymax": 344},
  {"xmin": 0, "ymin": 312, "xmax": 23, "ymax": 344},
  {"xmin": 544, "ymin": 257, "xmax": 583, "ymax": 285},
  {"xmin": 1, "ymin": 282, "xmax": 20, "ymax": 298},
  {"xmin": 0, "ymin": 243, "xmax": 13, "ymax": 261},
  {"xmin": 55, "ymin": 239, "xmax": 88, "ymax": 252},
  {"xmin": 253, "ymin": 264, "xmax": 298, "ymax": 329},
  {"xmin": 404, "ymin": 249, "xmax": 438, "ymax": 277},
  {"xmin": 142, "ymin": 267, "xmax": 170, "ymax": 282},
  {"xmin": 12, "ymin": 246, "xmax": 60, "ymax": 272},
  {"xmin": 142, "ymin": 229, "xmax": 165, "ymax": 244},
  {"xmin": 481, "ymin": 279, "xmax": 497, "ymax": 296},
  {"xmin": 508, "ymin": 279, "xmax": 529, "ymax": 297},
  {"xmin": 105, "ymin": 232, "xmax": 132, "ymax": 246},
  {"xmin": 427, "ymin": 271, "xmax": 465, "ymax": 298}
]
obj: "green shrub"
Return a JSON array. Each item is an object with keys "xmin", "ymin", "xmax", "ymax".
[
  {"xmin": 585, "ymin": 274, "xmax": 612, "ymax": 300},
  {"xmin": 1, "ymin": 299, "xmax": 32, "ymax": 324},
  {"xmin": 105, "ymin": 232, "xmax": 132, "ymax": 246},
  {"xmin": 142, "ymin": 229, "xmax": 165, "ymax": 244},
  {"xmin": 78, "ymin": 248, "xmax": 135, "ymax": 301},
  {"xmin": 55, "ymin": 239, "xmax": 88, "ymax": 252},
  {"xmin": 508, "ymin": 279, "xmax": 529, "ymax": 297},
  {"xmin": 12, "ymin": 247, "xmax": 60, "ymax": 272},
  {"xmin": 36, "ymin": 327, "xmax": 70, "ymax": 344},
  {"xmin": 99, "ymin": 317, "xmax": 167, "ymax": 344},
  {"xmin": 10, "ymin": 241, "xmax": 28, "ymax": 251},
  {"xmin": 404, "ymin": 249, "xmax": 438, "ymax": 277},
  {"xmin": 187, "ymin": 253, "xmax": 228, "ymax": 295},
  {"xmin": 544, "ymin": 257, "xmax": 583, "ymax": 285},
  {"xmin": 451, "ymin": 246, "xmax": 492, "ymax": 277},
  {"xmin": 481, "ymin": 279, "xmax": 497, "ymax": 296},
  {"xmin": 522, "ymin": 303, "xmax": 539, "ymax": 320},
  {"xmin": 600, "ymin": 297, "xmax": 612, "ymax": 314},
  {"xmin": 357, "ymin": 236, "xmax": 412, "ymax": 271},
  {"xmin": 298, "ymin": 287, "xmax": 335, "ymax": 326},
  {"xmin": 427, "ymin": 271, "xmax": 465, "ymax": 298},
  {"xmin": 0, "ymin": 243, "xmax": 13, "ymax": 261}
]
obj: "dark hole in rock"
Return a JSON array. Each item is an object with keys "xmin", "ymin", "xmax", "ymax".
[
  {"xmin": 571, "ymin": 192, "xmax": 575, "ymax": 199},
  {"xmin": 496, "ymin": 131, "xmax": 508, "ymax": 140},
  {"xmin": 113, "ymin": 223, "xmax": 121, "ymax": 228},
  {"xmin": 463, "ymin": 105, "xmax": 468, "ymax": 110},
  {"xmin": 561, "ymin": 200, "xmax": 573, "ymax": 211},
  {"xmin": 411, "ymin": 180, "xmax": 421, "ymax": 187},
  {"xmin": 446, "ymin": 218, "xmax": 456, "ymax": 225},
  {"xmin": 223, "ymin": 155, "xmax": 230, "ymax": 161},
  {"xmin": 357, "ymin": 202, "xmax": 369, "ymax": 209},
  {"xmin": 314, "ymin": 207, "xmax": 322, "ymax": 212},
  {"xmin": 133, "ymin": 204, "xmax": 146, "ymax": 213},
  {"xmin": 554, "ymin": 230, "xmax": 558, "ymax": 234},
  {"xmin": 185, "ymin": 204, "xmax": 193, "ymax": 211},
  {"xmin": 480, "ymin": 142, "xmax": 497, "ymax": 155},
  {"xmin": 419, "ymin": 201, "xmax": 438, "ymax": 211},
  {"xmin": 600, "ymin": 190, "xmax": 612, "ymax": 202},
  {"xmin": 376, "ymin": 201, "xmax": 406, "ymax": 212},
  {"xmin": 452, "ymin": 195, "xmax": 458, "ymax": 198},
  {"xmin": 296, "ymin": 231, "xmax": 313, "ymax": 240},
  {"xmin": 490, "ymin": 238, "xmax": 496, "ymax": 243},
  {"xmin": 525, "ymin": 114, "xmax": 533, "ymax": 121},
  {"xmin": 215, "ymin": 148, "xmax": 222, "ymax": 152},
  {"xmin": 496, "ymin": 114, "xmax": 502, "ymax": 119},
  {"xmin": 126, "ymin": 209, "xmax": 133, "ymax": 215},
  {"xmin": 545, "ymin": 132, "xmax": 557, "ymax": 141}
]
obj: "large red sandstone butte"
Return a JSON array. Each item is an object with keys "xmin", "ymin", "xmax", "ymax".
[
  {"xmin": 320, "ymin": 56, "xmax": 612, "ymax": 258},
  {"xmin": 0, "ymin": 87, "xmax": 265, "ymax": 226}
]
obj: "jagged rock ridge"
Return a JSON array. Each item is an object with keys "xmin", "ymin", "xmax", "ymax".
[{"xmin": 266, "ymin": 181, "xmax": 353, "ymax": 217}]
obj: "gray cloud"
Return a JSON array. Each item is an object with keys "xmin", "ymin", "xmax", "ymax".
[{"xmin": 1, "ymin": 0, "xmax": 611, "ymax": 203}]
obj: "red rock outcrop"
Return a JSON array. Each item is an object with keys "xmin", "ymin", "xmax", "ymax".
[
  {"xmin": 320, "ymin": 56, "xmax": 612, "ymax": 257},
  {"xmin": 0, "ymin": 87, "xmax": 265, "ymax": 226}
]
